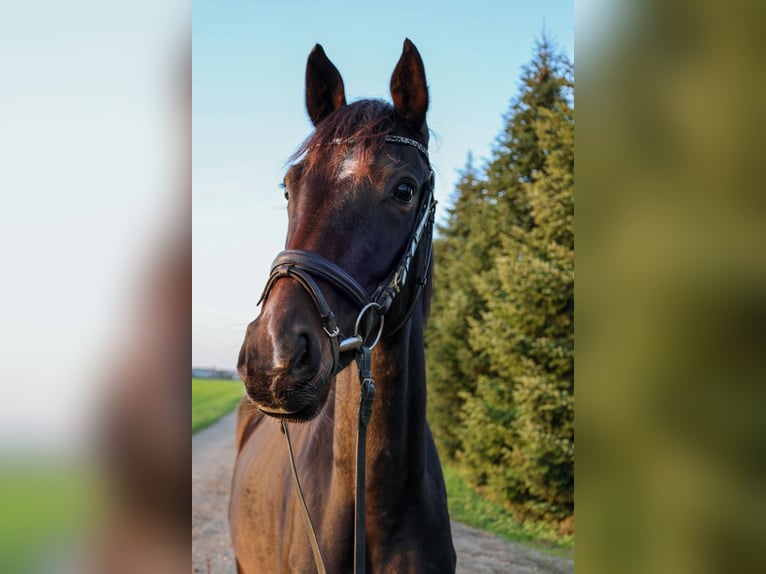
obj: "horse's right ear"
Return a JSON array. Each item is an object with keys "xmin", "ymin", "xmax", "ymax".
[
  {"xmin": 390, "ymin": 39, "xmax": 429, "ymax": 134},
  {"xmin": 305, "ymin": 44, "xmax": 346, "ymax": 127}
]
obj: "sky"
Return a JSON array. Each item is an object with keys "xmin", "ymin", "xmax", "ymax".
[{"xmin": 193, "ymin": 0, "xmax": 574, "ymax": 370}]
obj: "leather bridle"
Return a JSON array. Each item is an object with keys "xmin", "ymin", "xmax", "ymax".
[{"xmin": 256, "ymin": 134, "xmax": 435, "ymax": 574}]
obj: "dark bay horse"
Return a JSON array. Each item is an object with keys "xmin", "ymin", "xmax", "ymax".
[{"xmin": 230, "ymin": 39, "xmax": 456, "ymax": 573}]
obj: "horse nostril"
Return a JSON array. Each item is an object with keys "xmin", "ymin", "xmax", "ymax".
[{"xmin": 294, "ymin": 333, "xmax": 313, "ymax": 373}]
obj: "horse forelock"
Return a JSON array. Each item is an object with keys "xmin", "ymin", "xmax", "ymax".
[{"xmin": 289, "ymin": 99, "xmax": 399, "ymax": 185}]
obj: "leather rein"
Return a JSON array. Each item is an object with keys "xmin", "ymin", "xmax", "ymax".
[{"xmin": 256, "ymin": 134, "xmax": 435, "ymax": 574}]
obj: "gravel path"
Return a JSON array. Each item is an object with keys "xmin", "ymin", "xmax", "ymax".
[{"xmin": 192, "ymin": 412, "xmax": 573, "ymax": 574}]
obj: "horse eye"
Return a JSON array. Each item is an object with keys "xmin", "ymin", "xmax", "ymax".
[
  {"xmin": 393, "ymin": 182, "xmax": 415, "ymax": 203},
  {"xmin": 279, "ymin": 182, "xmax": 288, "ymax": 201}
]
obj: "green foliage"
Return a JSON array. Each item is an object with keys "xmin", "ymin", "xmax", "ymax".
[
  {"xmin": 426, "ymin": 36, "xmax": 574, "ymax": 531},
  {"xmin": 192, "ymin": 378, "xmax": 245, "ymax": 434},
  {"xmin": 426, "ymin": 157, "xmax": 492, "ymax": 457}
]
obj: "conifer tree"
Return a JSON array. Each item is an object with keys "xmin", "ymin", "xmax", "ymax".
[
  {"xmin": 426, "ymin": 154, "xmax": 491, "ymax": 458},
  {"xmin": 459, "ymin": 37, "xmax": 574, "ymax": 526}
]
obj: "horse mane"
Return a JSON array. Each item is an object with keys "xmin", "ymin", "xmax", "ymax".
[{"xmin": 289, "ymin": 99, "xmax": 397, "ymax": 184}]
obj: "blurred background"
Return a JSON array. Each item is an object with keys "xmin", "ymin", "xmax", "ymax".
[
  {"xmin": 577, "ymin": 0, "xmax": 766, "ymax": 572},
  {"xmin": 0, "ymin": 1, "xmax": 189, "ymax": 572}
]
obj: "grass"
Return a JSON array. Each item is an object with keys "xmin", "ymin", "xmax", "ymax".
[
  {"xmin": 192, "ymin": 378, "xmax": 246, "ymax": 434},
  {"xmin": 442, "ymin": 464, "xmax": 574, "ymax": 558}
]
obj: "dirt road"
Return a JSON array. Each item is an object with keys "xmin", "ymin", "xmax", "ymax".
[{"xmin": 192, "ymin": 412, "xmax": 573, "ymax": 574}]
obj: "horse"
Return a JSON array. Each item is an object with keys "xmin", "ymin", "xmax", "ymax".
[{"xmin": 230, "ymin": 39, "xmax": 456, "ymax": 573}]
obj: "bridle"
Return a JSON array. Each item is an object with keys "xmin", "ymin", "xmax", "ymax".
[
  {"xmin": 256, "ymin": 134, "xmax": 435, "ymax": 574},
  {"xmin": 258, "ymin": 134, "xmax": 435, "ymax": 371}
]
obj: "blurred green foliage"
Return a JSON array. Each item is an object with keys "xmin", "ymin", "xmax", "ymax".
[
  {"xmin": 0, "ymin": 464, "xmax": 96, "ymax": 574},
  {"xmin": 576, "ymin": 0, "xmax": 766, "ymax": 572},
  {"xmin": 426, "ymin": 37, "xmax": 574, "ymax": 532}
]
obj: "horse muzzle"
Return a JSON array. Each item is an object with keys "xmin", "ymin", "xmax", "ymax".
[{"xmin": 237, "ymin": 301, "xmax": 335, "ymax": 422}]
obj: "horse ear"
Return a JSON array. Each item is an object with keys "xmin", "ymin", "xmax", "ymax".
[
  {"xmin": 390, "ymin": 39, "xmax": 429, "ymax": 133},
  {"xmin": 305, "ymin": 44, "xmax": 347, "ymax": 127}
]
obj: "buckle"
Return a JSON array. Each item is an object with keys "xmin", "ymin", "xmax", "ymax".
[{"xmin": 323, "ymin": 325, "xmax": 340, "ymax": 338}]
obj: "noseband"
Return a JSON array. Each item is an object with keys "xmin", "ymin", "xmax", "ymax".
[{"xmin": 256, "ymin": 134, "xmax": 435, "ymax": 574}]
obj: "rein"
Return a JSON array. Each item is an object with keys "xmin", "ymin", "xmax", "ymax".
[{"xmin": 258, "ymin": 134, "xmax": 435, "ymax": 574}]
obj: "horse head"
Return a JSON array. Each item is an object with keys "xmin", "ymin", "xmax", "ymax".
[{"xmin": 237, "ymin": 39, "xmax": 434, "ymax": 422}]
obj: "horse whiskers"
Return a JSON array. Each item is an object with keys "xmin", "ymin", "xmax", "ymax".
[
  {"xmin": 326, "ymin": 386, "xmax": 357, "ymax": 407},
  {"xmin": 315, "ymin": 402, "xmax": 334, "ymax": 427}
]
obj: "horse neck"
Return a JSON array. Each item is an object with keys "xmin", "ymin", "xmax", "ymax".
[{"xmin": 332, "ymin": 307, "xmax": 428, "ymax": 501}]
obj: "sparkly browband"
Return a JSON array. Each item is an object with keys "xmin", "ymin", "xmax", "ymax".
[
  {"xmin": 327, "ymin": 135, "xmax": 429, "ymax": 162},
  {"xmin": 383, "ymin": 135, "xmax": 430, "ymax": 161}
]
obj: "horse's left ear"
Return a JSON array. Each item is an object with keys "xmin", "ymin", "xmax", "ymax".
[
  {"xmin": 390, "ymin": 39, "xmax": 429, "ymax": 134},
  {"xmin": 306, "ymin": 44, "xmax": 347, "ymax": 127}
]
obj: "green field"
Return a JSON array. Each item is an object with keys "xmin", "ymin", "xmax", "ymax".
[{"xmin": 192, "ymin": 378, "xmax": 245, "ymax": 434}]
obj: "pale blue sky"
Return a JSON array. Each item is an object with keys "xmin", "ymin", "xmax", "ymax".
[
  {"xmin": 0, "ymin": 0, "xmax": 187, "ymax": 449},
  {"xmin": 193, "ymin": 1, "xmax": 574, "ymax": 369}
]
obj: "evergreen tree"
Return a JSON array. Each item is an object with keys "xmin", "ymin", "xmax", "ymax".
[
  {"xmin": 426, "ymin": 154, "xmax": 491, "ymax": 458},
  {"xmin": 459, "ymin": 37, "xmax": 574, "ymax": 526},
  {"xmin": 425, "ymin": 35, "xmax": 573, "ymax": 528}
]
